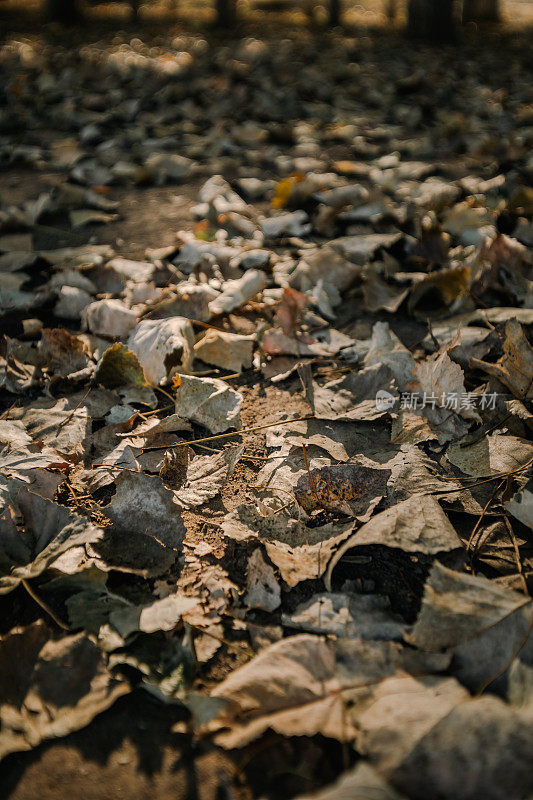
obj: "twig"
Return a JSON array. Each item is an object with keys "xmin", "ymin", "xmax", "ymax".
[
  {"xmin": 66, "ymin": 482, "xmax": 80, "ymax": 503},
  {"xmin": 460, "ymin": 412, "xmax": 512, "ymax": 448},
  {"xmin": 96, "ymin": 464, "xmax": 143, "ymax": 474},
  {"xmin": 272, "ymin": 501, "xmax": 292, "ymax": 515},
  {"xmin": 219, "ymin": 368, "xmax": 261, "ymax": 381},
  {"xmin": 151, "ymin": 383, "xmax": 176, "ymax": 404},
  {"xmin": 302, "ymin": 443, "xmax": 320, "ymax": 506},
  {"xmin": 141, "ymin": 404, "xmax": 174, "ymax": 417},
  {"xmin": 392, "ymin": 556, "xmax": 417, "ymax": 598},
  {"xmin": 479, "ymin": 311, "xmax": 496, "ymax": 330},
  {"xmin": 55, "ymin": 384, "xmax": 92, "ymax": 436},
  {"xmin": 428, "ymin": 456, "xmax": 533, "ymax": 496},
  {"xmin": 22, "ymin": 579, "xmax": 70, "ymax": 631},
  {"xmin": 504, "ymin": 516, "xmax": 529, "ymax": 596},
  {"xmin": 467, "ymin": 478, "xmax": 505, "ymax": 563},
  {"xmin": 427, "ymin": 317, "xmax": 440, "ymax": 350},
  {"xmin": 190, "ymin": 319, "xmax": 228, "ymax": 332},
  {"xmin": 0, "ymin": 401, "xmax": 19, "ymax": 420},
  {"xmin": 141, "ymin": 414, "xmax": 315, "ymax": 452},
  {"xmin": 193, "ymin": 442, "xmax": 224, "ymax": 453}
]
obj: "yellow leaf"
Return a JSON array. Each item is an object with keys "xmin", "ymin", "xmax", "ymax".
[{"xmin": 272, "ymin": 173, "xmax": 305, "ymax": 210}]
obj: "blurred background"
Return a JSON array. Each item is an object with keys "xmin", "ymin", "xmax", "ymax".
[{"xmin": 0, "ymin": 0, "xmax": 532, "ymax": 29}]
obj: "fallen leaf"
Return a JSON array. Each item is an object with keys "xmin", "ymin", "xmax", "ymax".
[
  {"xmin": 294, "ymin": 463, "xmax": 390, "ymax": 517},
  {"xmin": 69, "ymin": 209, "xmax": 118, "ymax": 228},
  {"xmin": 261, "ymin": 211, "xmax": 311, "ymax": 239},
  {"xmin": 274, "ymin": 287, "xmax": 309, "ymax": 334},
  {"xmin": 208, "ymin": 270, "xmax": 267, "ymax": 316},
  {"xmin": 100, "ymin": 471, "xmax": 186, "ymax": 577},
  {"xmin": 194, "ymin": 329, "xmax": 254, "ymax": 372},
  {"xmin": 272, "ymin": 173, "xmax": 305, "ymax": 209},
  {"xmin": 172, "ymin": 446, "xmax": 242, "ymax": 508},
  {"xmin": 447, "ymin": 434, "xmax": 533, "ymax": 477},
  {"xmin": 408, "ymin": 266, "xmax": 471, "ymax": 317},
  {"xmin": 244, "ymin": 548, "xmax": 281, "ymax": 612},
  {"xmin": 128, "ymin": 317, "xmax": 195, "ymax": 385},
  {"xmin": 326, "ymin": 495, "xmax": 462, "ymax": 591},
  {"xmin": 504, "ymin": 479, "xmax": 533, "ymax": 529},
  {"xmin": 364, "ymin": 322, "xmax": 417, "ymax": 392},
  {"xmin": 82, "ymin": 299, "xmax": 137, "ymax": 338},
  {"xmin": 471, "ymin": 320, "xmax": 533, "ymax": 400},
  {"xmin": 0, "ymin": 621, "xmax": 129, "ymax": 761},
  {"xmin": 95, "ymin": 343, "xmax": 146, "ymax": 389},
  {"xmin": 408, "ymin": 562, "xmax": 533, "ymax": 694},
  {"xmin": 415, "ymin": 349, "xmax": 481, "ymax": 440},
  {"xmin": 357, "ymin": 673, "xmax": 533, "ymax": 800},
  {"xmin": 330, "ymin": 233, "xmax": 402, "ymax": 265},
  {"xmin": 8, "ymin": 397, "xmax": 90, "ymax": 458},
  {"xmin": 363, "ymin": 270, "xmax": 409, "ymax": 314},
  {"xmin": 0, "ymin": 420, "xmax": 32, "ymax": 449},
  {"xmin": 144, "ymin": 282, "xmax": 219, "ymax": 322},
  {"xmin": 282, "ymin": 592, "xmax": 405, "ymax": 641},
  {"xmin": 209, "ymin": 635, "xmax": 350, "ymax": 747},
  {"xmin": 39, "ymin": 328, "xmax": 90, "ymax": 377},
  {"xmin": 313, "ymin": 364, "xmax": 398, "ymax": 422},
  {"xmin": 356, "ymin": 674, "xmax": 469, "ymax": 775},
  {"xmin": 292, "ymin": 763, "xmax": 406, "ymax": 800},
  {"xmin": 0, "ymin": 490, "xmax": 104, "ymax": 594},
  {"xmin": 174, "ymin": 375, "xmax": 242, "ymax": 433},
  {"xmin": 109, "ymin": 592, "xmax": 199, "ymax": 639}
]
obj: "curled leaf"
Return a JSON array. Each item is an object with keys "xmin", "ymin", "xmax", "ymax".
[{"xmin": 95, "ymin": 343, "xmax": 146, "ymax": 389}]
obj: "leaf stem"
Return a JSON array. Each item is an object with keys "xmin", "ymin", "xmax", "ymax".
[{"xmin": 22, "ymin": 579, "xmax": 70, "ymax": 631}]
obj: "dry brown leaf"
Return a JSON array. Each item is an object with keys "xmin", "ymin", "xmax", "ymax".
[
  {"xmin": 0, "ymin": 621, "xmax": 129, "ymax": 761},
  {"xmin": 471, "ymin": 319, "xmax": 533, "ymax": 399},
  {"xmin": 326, "ymin": 495, "xmax": 462, "ymax": 591},
  {"xmin": 244, "ymin": 548, "xmax": 281, "ymax": 612},
  {"xmin": 194, "ymin": 329, "xmax": 254, "ymax": 372},
  {"xmin": 209, "ymin": 635, "xmax": 352, "ymax": 748},
  {"xmin": 294, "ymin": 463, "xmax": 390, "ymax": 517},
  {"xmin": 274, "ymin": 287, "xmax": 309, "ymax": 334},
  {"xmin": 128, "ymin": 317, "xmax": 195, "ymax": 385}
]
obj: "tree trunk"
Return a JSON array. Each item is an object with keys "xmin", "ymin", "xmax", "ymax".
[
  {"xmin": 216, "ymin": 0, "xmax": 236, "ymax": 26},
  {"xmin": 407, "ymin": 0, "xmax": 455, "ymax": 40},
  {"xmin": 329, "ymin": 0, "xmax": 341, "ymax": 26},
  {"xmin": 462, "ymin": 0, "xmax": 499, "ymax": 23},
  {"xmin": 47, "ymin": 0, "xmax": 80, "ymax": 22}
]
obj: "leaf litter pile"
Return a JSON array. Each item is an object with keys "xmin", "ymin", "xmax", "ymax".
[{"xmin": 1, "ymin": 15, "xmax": 533, "ymax": 800}]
